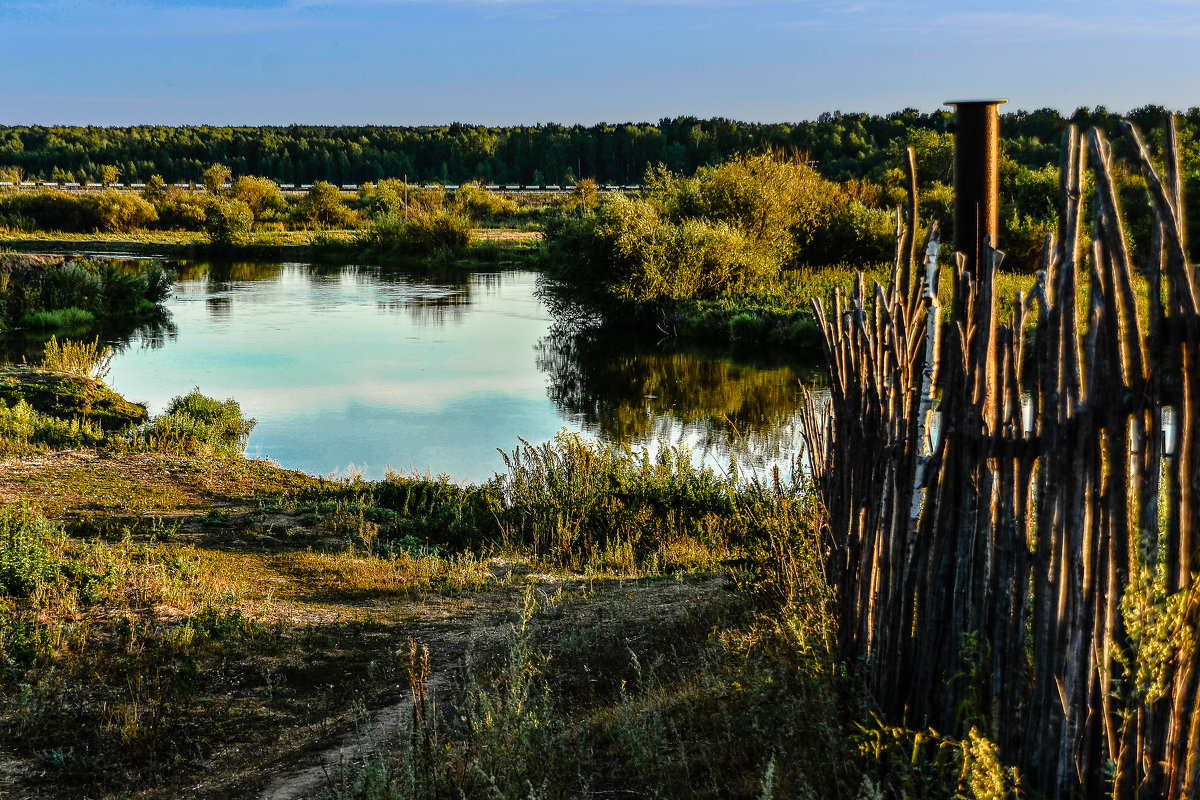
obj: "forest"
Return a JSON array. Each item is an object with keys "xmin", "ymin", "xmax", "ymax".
[{"xmin": 1, "ymin": 105, "xmax": 1197, "ymax": 188}]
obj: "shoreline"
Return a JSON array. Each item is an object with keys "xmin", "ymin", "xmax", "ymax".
[{"xmin": 0, "ymin": 228, "xmax": 543, "ymax": 261}]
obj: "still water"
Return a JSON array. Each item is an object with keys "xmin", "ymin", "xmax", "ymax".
[{"xmin": 97, "ymin": 261, "xmax": 819, "ymax": 483}]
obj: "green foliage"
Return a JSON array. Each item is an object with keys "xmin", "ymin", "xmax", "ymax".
[
  {"xmin": 0, "ymin": 190, "xmax": 156, "ymax": 233},
  {"xmin": 451, "ymin": 181, "xmax": 519, "ymax": 220},
  {"xmin": 0, "ymin": 505, "xmax": 60, "ymax": 598},
  {"xmin": 363, "ymin": 210, "xmax": 474, "ymax": 255},
  {"xmin": 38, "ymin": 335, "xmax": 113, "ymax": 380},
  {"xmin": 0, "ymin": 256, "xmax": 171, "ymax": 330},
  {"xmin": 904, "ymin": 128, "xmax": 955, "ymax": 187},
  {"xmin": 203, "ymin": 197, "xmax": 254, "ymax": 247},
  {"xmin": 544, "ymin": 153, "xmax": 894, "ymax": 318},
  {"xmin": 152, "ymin": 186, "xmax": 209, "ymax": 230},
  {"xmin": 88, "ymin": 190, "xmax": 158, "ymax": 232},
  {"xmin": 20, "ymin": 307, "xmax": 94, "ymax": 331},
  {"xmin": 141, "ymin": 174, "xmax": 166, "ymax": 204},
  {"xmin": 291, "ymin": 181, "xmax": 360, "ymax": 229},
  {"xmin": 137, "ymin": 389, "xmax": 256, "ymax": 457},
  {"xmin": 544, "ymin": 193, "xmax": 776, "ymax": 313},
  {"xmin": 852, "ymin": 721, "xmax": 1022, "ymax": 799},
  {"xmin": 202, "ymin": 163, "xmax": 232, "ymax": 196},
  {"xmin": 489, "ymin": 431, "xmax": 809, "ymax": 570},
  {"xmin": 0, "ymin": 398, "xmax": 105, "ymax": 453},
  {"xmin": 231, "ymin": 175, "xmax": 287, "ymax": 222},
  {"xmin": 357, "ymin": 178, "xmax": 408, "ymax": 217}
]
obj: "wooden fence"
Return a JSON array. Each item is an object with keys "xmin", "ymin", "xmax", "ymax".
[{"xmin": 801, "ymin": 118, "xmax": 1200, "ymax": 798}]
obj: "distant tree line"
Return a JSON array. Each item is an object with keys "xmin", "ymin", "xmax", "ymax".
[{"xmin": 2, "ymin": 106, "xmax": 1198, "ymax": 188}]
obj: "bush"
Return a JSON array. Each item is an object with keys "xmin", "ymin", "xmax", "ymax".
[
  {"xmin": 451, "ymin": 181, "xmax": 518, "ymax": 220},
  {"xmin": 362, "ymin": 210, "xmax": 474, "ymax": 255},
  {"xmin": 0, "ymin": 190, "xmax": 157, "ymax": 233},
  {"xmin": 801, "ymin": 197, "xmax": 896, "ymax": 267},
  {"xmin": 543, "ymin": 153, "xmax": 896, "ymax": 316},
  {"xmin": 138, "ymin": 389, "xmax": 255, "ymax": 457},
  {"xmin": 0, "ymin": 506, "xmax": 60, "ymax": 598},
  {"xmin": 544, "ymin": 192, "xmax": 777, "ymax": 312},
  {"xmin": 231, "ymin": 175, "xmax": 287, "ymax": 222},
  {"xmin": 0, "ymin": 257, "xmax": 172, "ymax": 329},
  {"xmin": 153, "ymin": 187, "xmax": 209, "ymax": 230},
  {"xmin": 86, "ymin": 190, "xmax": 157, "ymax": 233},
  {"xmin": 38, "ymin": 335, "xmax": 113, "ymax": 380},
  {"xmin": 203, "ymin": 198, "xmax": 254, "ymax": 247},
  {"xmin": 0, "ymin": 398, "xmax": 105, "ymax": 453},
  {"xmin": 291, "ymin": 181, "xmax": 360, "ymax": 229}
]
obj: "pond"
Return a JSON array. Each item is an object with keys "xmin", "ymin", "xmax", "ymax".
[{"xmin": 34, "ymin": 259, "xmax": 825, "ymax": 483}]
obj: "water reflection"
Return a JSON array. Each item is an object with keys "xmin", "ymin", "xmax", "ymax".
[
  {"xmin": 0, "ymin": 309, "xmax": 179, "ymax": 364},
  {"xmin": 7, "ymin": 257, "xmax": 826, "ymax": 482},
  {"xmin": 538, "ymin": 324, "xmax": 825, "ymax": 473}
]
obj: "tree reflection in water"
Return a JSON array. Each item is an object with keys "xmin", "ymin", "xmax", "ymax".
[{"xmin": 537, "ymin": 323, "xmax": 825, "ymax": 473}]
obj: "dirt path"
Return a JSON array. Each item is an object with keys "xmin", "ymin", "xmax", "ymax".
[
  {"xmin": 255, "ymin": 619, "xmax": 509, "ymax": 800},
  {"xmin": 251, "ymin": 575, "xmax": 725, "ymax": 800}
]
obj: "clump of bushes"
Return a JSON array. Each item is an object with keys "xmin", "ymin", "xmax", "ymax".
[
  {"xmin": 0, "ymin": 190, "xmax": 157, "ymax": 233},
  {"xmin": 137, "ymin": 389, "xmax": 256, "ymax": 457},
  {"xmin": 0, "ymin": 255, "xmax": 172, "ymax": 330},
  {"xmin": 290, "ymin": 181, "xmax": 361, "ymax": 229},
  {"xmin": 0, "ymin": 398, "xmax": 105, "ymax": 454},
  {"xmin": 543, "ymin": 154, "xmax": 896, "ymax": 317},
  {"xmin": 37, "ymin": 335, "xmax": 112, "ymax": 380},
  {"xmin": 360, "ymin": 210, "xmax": 475, "ymax": 255},
  {"xmin": 203, "ymin": 198, "xmax": 254, "ymax": 247},
  {"xmin": 452, "ymin": 181, "xmax": 519, "ymax": 220}
]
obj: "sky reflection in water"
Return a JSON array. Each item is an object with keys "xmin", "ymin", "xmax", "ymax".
[{"xmin": 105, "ymin": 263, "xmax": 816, "ymax": 483}]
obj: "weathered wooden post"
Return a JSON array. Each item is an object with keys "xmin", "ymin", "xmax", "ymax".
[{"xmin": 945, "ymin": 99, "xmax": 1006, "ymax": 276}]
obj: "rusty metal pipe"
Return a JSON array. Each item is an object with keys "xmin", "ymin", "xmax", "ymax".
[{"xmin": 946, "ymin": 99, "xmax": 1007, "ymax": 275}]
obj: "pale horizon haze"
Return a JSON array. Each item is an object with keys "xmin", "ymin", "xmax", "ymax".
[{"xmin": 2, "ymin": 0, "xmax": 1198, "ymax": 126}]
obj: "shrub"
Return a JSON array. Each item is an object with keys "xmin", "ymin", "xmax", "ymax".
[
  {"xmin": 138, "ymin": 389, "xmax": 255, "ymax": 457},
  {"xmin": 231, "ymin": 175, "xmax": 287, "ymax": 222},
  {"xmin": 0, "ymin": 190, "xmax": 156, "ymax": 233},
  {"xmin": 362, "ymin": 210, "xmax": 474, "ymax": 255},
  {"xmin": 544, "ymin": 192, "xmax": 777, "ymax": 312},
  {"xmin": 0, "ymin": 399, "xmax": 105, "ymax": 453},
  {"xmin": 801, "ymin": 197, "xmax": 896, "ymax": 267},
  {"xmin": 203, "ymin": 198, "xmax": 254, "ymax": 247},
  {"xmin": 452, "ymin": 181, "xmax": 518, "ymax": 220},
  {"xmin": 86, "ymin": 190, "xmax": 157, "ymax": 233},
  {"xmin": 0, "ymin": 257, "xmax": 170, "ymax": 328},
  {"xmin": 153, "ymin": 187, "xmax": 209, "ymax": 230},
  {"xmin": 0, "ymin": 506, "xmax": 60, "ymax": 598},
  {"xmin": 291, "ymin": 181, "xmax": 360, "ymax": 229},
  {"xmin": 203, "ymin": 163, "xmax": 232, "ymax": 196},
  {"xmin": 543, "ymin": 153, "xmax": 895, "ymax": 316},
  {"xmin": 665, "ymin": 154, "xmax": 835, "ymax": 264}
]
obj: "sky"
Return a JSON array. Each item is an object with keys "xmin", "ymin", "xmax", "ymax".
[{"xmin": 2, "ymin": 0, "xmax": 1198, "ymax": 126}]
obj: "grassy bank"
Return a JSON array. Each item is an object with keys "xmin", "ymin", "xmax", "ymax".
[{"xmin": 0, "ymin": 228, "xmax": 541, "ymax": 265}]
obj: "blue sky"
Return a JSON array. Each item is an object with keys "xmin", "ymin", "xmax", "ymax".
[{"xmin": 3, "ymin": 0, "xmax": 1198, "ymax": 125}]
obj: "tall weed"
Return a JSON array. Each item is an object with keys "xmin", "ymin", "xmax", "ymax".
[{"xmin": 37, "ymin": 335, "xmax": 113, "ymax": 380}]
